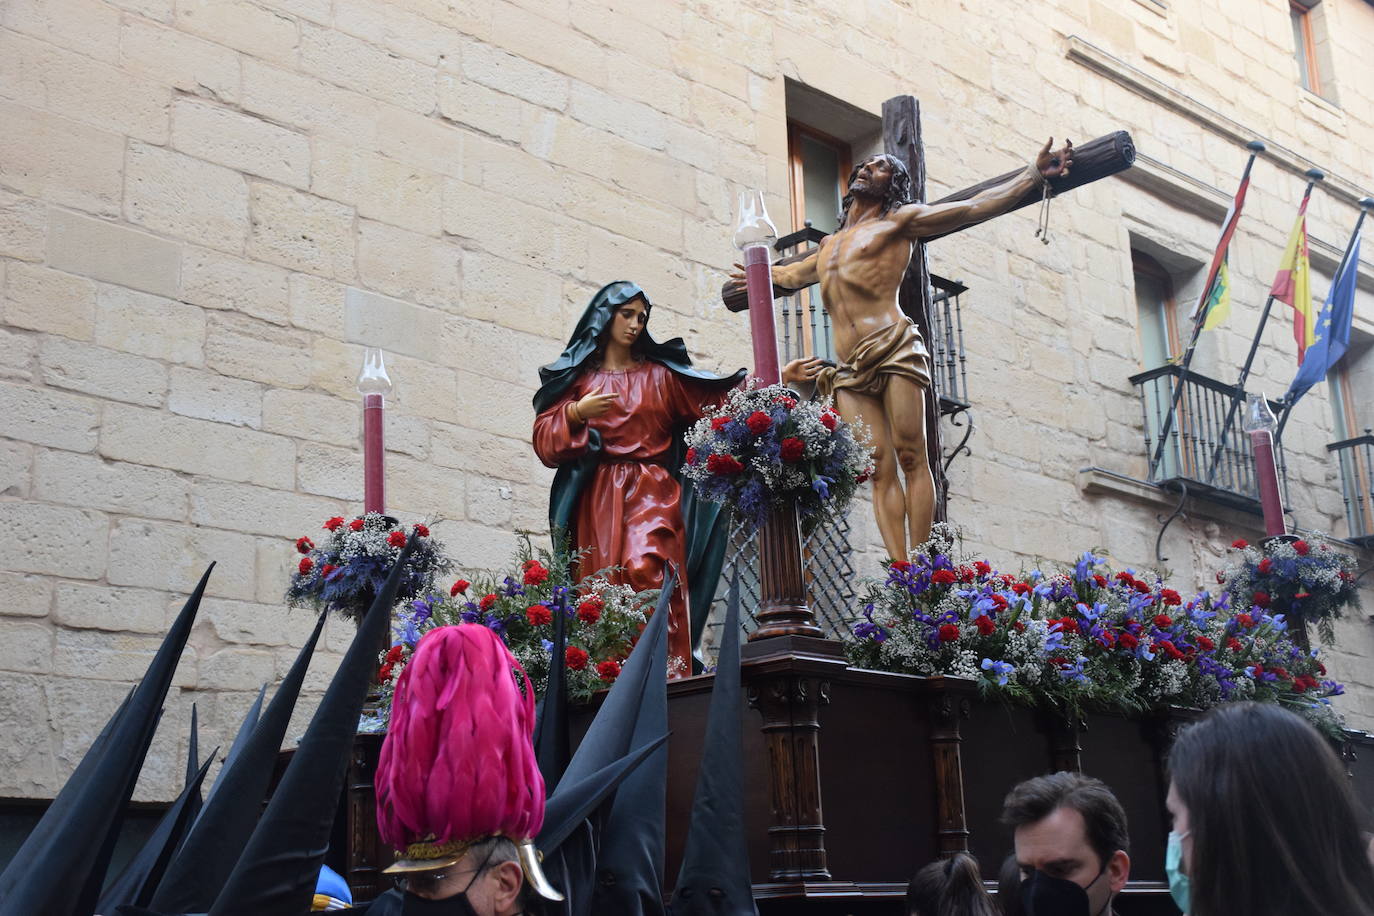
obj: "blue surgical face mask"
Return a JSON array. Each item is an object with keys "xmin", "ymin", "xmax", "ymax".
[{"xmin": 1165, "ymin": 830, "xmax": 1191, "ymax": 913}]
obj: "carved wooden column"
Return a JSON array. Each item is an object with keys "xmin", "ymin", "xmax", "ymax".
[
  {"xmin": 926, "ymin": 677, "xmax": 975, "ymax": 856},
  {"xmin": 1042, "ymin": 714, "xmax": 1084, "ymax": 774},
  {"xmin": 750, "ymin": 503, "xmax": 823, "ymax": 641}
]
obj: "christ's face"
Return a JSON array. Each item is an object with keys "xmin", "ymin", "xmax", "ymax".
[
  {"xmin": 849, "ymin": 157, "xmax": 892, "ymax": 199},
  {"xmin": 608, "ymin": 297, "xmax": 648, "ymax": 349}
]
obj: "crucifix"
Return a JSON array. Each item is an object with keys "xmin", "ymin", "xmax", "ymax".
[{"xmin": 725, "ymin": 97, "xmax": 1135, "ymax": 561}]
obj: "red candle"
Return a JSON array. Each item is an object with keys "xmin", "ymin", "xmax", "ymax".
[
  {"xmin": 1249, "ymin": 428, "xmax": 1285, "ymax": 537},
  {"xmin": 744, "ymin": 245, "xmax": 781, "ymax": 386},
  {"xmin": 363, "ymin": 393, "xmax": 385, "ymax": 514}
]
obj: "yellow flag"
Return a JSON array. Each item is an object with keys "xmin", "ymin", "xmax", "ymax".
[
  {"xmin": 1200, "ymin": 253, "xmax": 1231, "ymax": 331},
  {"xmin": 1270, "ymin": 200, "xmax": 1314, "ymax": 362}
]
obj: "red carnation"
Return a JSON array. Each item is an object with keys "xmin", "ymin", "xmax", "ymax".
[
  {"xmin": 1011, "ymin": 582, "xmax": 1032, "ymax": 596},
  {"xmin": 974, "ymin": 560, "xmax": 992, "ymax": 577},
  {"xmin": 324, "ymin": 516, "xmax": 345, "ymax": 531},
  {"xmin": 412, "ymin": 523, "xmax": 430, "ymax": 538},
  {"xmin": 1013, "ymin": 621, "xmax": 1026, "ymax": 633},
  {"xmin": 1271, "ymin": 666, "xmax": 1290, "ymax": 680},
  {"xmin": 349, "ymin": 518, "xmax": 365, "ymax": 531},
  {"xmin": 957, "ymin": 566, "xmax": 975, "ymax": 583},
  {"xmin": 1258, "ymin": 557, "xmax": 1273, "ymax": 575},
  {"xmin": 1115, "ymin": 571, "xmax": 1134, "ymax": 583},
  {"xmin": 479, "ymin": 593, "xmax": 498, "ymax": 611},
  {"xmin": 710, "ymin": 416, "xmax": 731, "ymax": 432},
  {"xmin": 773, "ymin": 395, "xmax": 798, "ymax": 409},
  {"xmin": 1294, "ymin": 540, "xmax": 1310, "ymax": 556},
  {"xmin": 1054, "ymin": 617, "xmax": 1080, "ymax": 635},
  {"xmin": 1093, "ymin": 574, "xmax": 1108, "ymax": 588},
  {"xmin": 1294, "ymin": 591, "xmax": 1311, "ymax": 601},
  {"xmin": 779, "ymin": 437, "xmax": 805, "ymax": 462},
  {"xmin": 451, "ymin": 579, "xmax": 470, "ymax": 596},
  {"xmin": 745, "ymin": 411, "xmax": 772, "ymax": 435},
  {"xmin": 1133, "ymin": 579, "xmax": 1151, "ymax": 594},
  {"xmin": 387, "ymin": 530, "xmax": 407, "ymax": 547},
  {"xmin": 298, "ymin": 557, "xmax": 313, "ymax": 574},
  {"xmin": 706, "ymin": 453, "xmax": 744, "ymax": 475},
  {"xmin": 1196, "ymin": 636, "xmax": 1215, "ymax": 652},
  {"xmin": 820, "ymin": 409, "xmax": 839, "ymax": 431},
  {"xmin": 296, "ymin": 536, "xmax": 314, "ymax": 554},
  {"xmin": 1226, "ymin": 637, "xmax": 1244, "ymax": 652},
  {"xmin": 523, "ymin": 560, "xmax": 549, "ymax": 585},
  {"xmin": 931, "ymin": 569, "xmax": 957, "ymax": 586},
  {"xmin": 1119, "ymin": 632, "xmax": 1139, "ymax": 650},
  {"xmin": 685, "ymin": 446, "xmax": 698, "ymax": 465},
  {"xmin": 1236, "ymin": 612, "xmax": 1255, "ymax": 628},
  {"xmin": 855, "ymin": 469, "xmax": 871, "ymax": 484},
  {"xmin": 1160, "ymin": 588, "xmax": 1181, "ymax": 606},
  {"xmin": 320, "ymin": 563, "xmax": 337, "ymax": 579},
  {"xmin": 577, "ymin": 597, "xmax": 603, "ymax": 624},
  {"xmin": 1232, "ymin": 539, "xmax": 1249, "ymax": 549},
  {"xmin": 1153, "ymin": 614, "xmax": 1174, "ymax": 629},
  {"xmin": 385, "ymin": 644, "xmax": 405, "ymax": 663},
  {"xmin": 1317, "ymin": 661, "xmax": 1327, "ymax": 675},
  {"xmin": 596, "ymin": 659, "xmax": 622, "ymax": 682},
  {"xmin": 938, "ymin": 623, "xmax": 960, "ymax": 642},
  {"xmin": 1252, "ymin": 591, "xmax": 1271, "ymax": 608},
  {"xmin": 890, "ymin": 560, "xmax": 912, "ymax": 572},
  {"xmin": 565, "ymin": 646, "xmax": 589, "ymax": 670},
  {"xmin": 378, "ymin": 663, "xmax": 394, "ymax": 683},
  {"xmin": 990, "ymin": 594, "xmax": 1009, "ymax": 612},
  {"xmin": 526, "ymin": 604, "xmax": 553, "ymax": 626},
  {"xmin": 975, "ymin": 615, "xmax": 996, "ymax": 636}
]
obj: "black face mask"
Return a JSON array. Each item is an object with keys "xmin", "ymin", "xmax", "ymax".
[
  {"xmin": 1020, "ymin": 865, "xmax": 1109, "ymax": 916},
  {"xmin": 400, "ymin": 889, "xmax": 480, "ymax": 916}
]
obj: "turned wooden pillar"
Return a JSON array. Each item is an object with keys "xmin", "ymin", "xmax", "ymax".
[
  {"xmin": 926, "ymin": 678, "xmax": 975, "ymax": 856},
  {"xmin": 751, "ymin": 503, "xmax": 823, "ymax": 641},
  {"xmin": 1043, "ymin": 714, "xmax": 1084, "ymax": 774}
]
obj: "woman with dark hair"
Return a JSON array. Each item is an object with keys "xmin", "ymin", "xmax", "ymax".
[
  {"xmin": 1166, "ymin": 701, "xmax": 1374, "ymax": 916},
  {"xmin": 906, "ymin": 853, "xmax": 998, "ymax": 916},
  {"xmin": 533, "ymin": 281, "xmax": 744, "ymax": 674}
]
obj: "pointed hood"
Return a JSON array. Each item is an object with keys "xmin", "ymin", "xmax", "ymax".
[
  {"xmin": 534, "ymin": 591, "xmax": 571, "ymax": 794},
  {"xmin": 0, "ymin": 565, "xmax": 212, "ymax": 916},
  {"xmin": 669, "ymin": 571, "xmax": 756, "ymax": 915},
  {"xmin": 206, "ymin": 539, "xmax": 415, "ymax": 916},
  {"xmin": 150, "ymin": 611, "xmax": 329, "ymax": 912}
]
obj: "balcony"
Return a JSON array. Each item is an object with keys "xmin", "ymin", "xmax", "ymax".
[
  {"xmin": 1129, "ymin": 364, "xmax": 1290, "ymax": 511},
  {"xmin": 1328, "ymin": 430, "xmax": 1374, "ymax": 548}
]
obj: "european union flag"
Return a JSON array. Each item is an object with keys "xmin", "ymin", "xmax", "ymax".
[{"xmin": 1285, "ymin": 226, "xmax": 1362, "ymax": 406}]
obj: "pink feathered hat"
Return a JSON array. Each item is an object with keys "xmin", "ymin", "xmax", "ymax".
[{"xmin": 375, "ymin": 624, "xmax": 547, "ymax": 879}]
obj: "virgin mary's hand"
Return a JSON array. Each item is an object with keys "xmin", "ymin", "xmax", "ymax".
[{"xmin": 573, "ymin": 389, "xmax": 619, "ymax": 422}]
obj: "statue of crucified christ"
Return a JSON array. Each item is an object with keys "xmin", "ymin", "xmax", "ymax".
[{"xmin": 731, "ymin": 138, "xmax": 1073, "ymax": 561}]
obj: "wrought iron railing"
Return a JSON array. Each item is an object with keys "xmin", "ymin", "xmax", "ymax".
[
  {"xmin": 1129, "ymin": 364, "xmax": 1290, "ymax": 510},
  {"xmin": 1328, "ymin": 430, "xmax": 1374, "ymax": 547}
]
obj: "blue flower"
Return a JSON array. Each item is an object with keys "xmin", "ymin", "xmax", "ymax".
[
  {"xmin": 1073, "ymin": 552, "xmax": 1103, "ymax": 582},
  {"xmin": 1057, "ymin": 655, "xmax": 1090, "ymax": 684},
  {"xmin": 541, "ymin": 638, "xmax": 554, "ymax": 655},
  {"xmin": 981, "ymin": 658, "xmax": 1014, "ymax": 686},
  {"xmin": 811, "ymin": 475, "xmax": 832, "ymax": 499}
]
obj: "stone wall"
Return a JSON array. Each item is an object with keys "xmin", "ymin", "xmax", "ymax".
[{"xmin": 1, "ymin": 0, "xmax": 1371, "ymax": 802}]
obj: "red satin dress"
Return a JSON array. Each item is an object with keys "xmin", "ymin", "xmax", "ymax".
[{"xmin": 533, "ymin": 360, "xmax": 728, "ymax": 675}]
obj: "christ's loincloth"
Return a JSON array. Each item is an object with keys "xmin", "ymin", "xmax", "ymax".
[{"xmin": 815, "ymin": 317, "xmax": 932, "ymax": 399}]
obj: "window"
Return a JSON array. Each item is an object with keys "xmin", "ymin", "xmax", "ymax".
[
  {"xmin": 787, "ymin": 122, "xmax": 850, "ymax": 235},
  {"xmin": 1291, "ymin": 2, "xmax": 1321, "ymax": 93},
  {"xmin": 1327, "ymin": 331, "xmax": 1373, "ymax": 540},
  {"xmin": 1132, "ymin": 251, "xmax": 1182, "ymax": 368}
]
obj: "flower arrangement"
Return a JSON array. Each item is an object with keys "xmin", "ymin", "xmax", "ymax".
[
  {"xmin": 286, "ymin": 513, "xmax": 452, "ymax": 624},
  {"xmin": 360, "ymin": 535, "xmax": 659, "ymax": 731},
  {"xmin": 846, "ymin": 525, "xmax": 1346, "ymax": 734},
  {"xmin": 682, "ymin": 382, "xmax": 874, "ymax": 534},
  {"xmin": 1217, "ymin": 535, "xmax": 1360, "ymax": 643}
]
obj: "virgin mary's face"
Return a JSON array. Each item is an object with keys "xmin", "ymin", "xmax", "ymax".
[{"xmin": 608, "ymin": 297, "xmax": 648, "ymax": 349}]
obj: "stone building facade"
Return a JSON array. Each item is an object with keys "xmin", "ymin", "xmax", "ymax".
[{"xmin": 1, "ymin": 0, "xmax": 1372, "ymax": 807}]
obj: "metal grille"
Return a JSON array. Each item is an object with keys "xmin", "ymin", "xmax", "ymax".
[
  {"xmin": 1130, "ymin": 364, "xmax": 1291, "ymax": 510},
  {"xmin": 928, "ymin": 277, "xmax": 970, "ymax": 412},
  {"xmin": 1328, "ymin": 430, "xmax": 1374, "ymax": 547}
]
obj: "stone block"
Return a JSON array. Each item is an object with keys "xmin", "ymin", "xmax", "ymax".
[
  {"xmin": 47, "ymin": 209, "xmax": 182, "ymax": 299},
  {"xmin": 119, "ymin": 17, "xmax": 240, "ymax": 103},
  {"xmin": 0, "ymin": 675, "xmax": 54, "ymax": 795},
  {"xmin": 386, "ymin": 454, "xmax": 465, "ymax": 521},
  {"xmin": 172, "ymin": 98, "xmax": 311, "ymax": 188},
  {"xmin": 0, "ymin": 571, "xmax": 51, "ymax": 617},
  {"xmin": 256, "ymin": 533, "xmax": 298, "ymax": 604},
  {"xmin": 342, "ymin": 286, "xmax": 444, "ymax": 362},
  {"xmin": 440, "ymin": 315, "xmax": 550, "ymax": 384},
  {"xmin": 436, "ymin": 75, "xmax": 527, "ymax": 144},
  {"xmin": 311, "ymin": 140, "xmax": 444, "ymax": 236},
  {"xmin": 429, "ymin": 517, "xmax": 511, "ymax": 570},
  {"xmin": 241, "ymin": 58, "xmax": 379, "ymax": 147},
  {"xmin": 461, "ymin": 38, "xmax": 568, "ymax": 110},
  {"xmin": 181, "ymin": 246, "xmax": 291, "ymax": 325},
  {"xmin": 108, "ymin": 517, "xmax": 257, "ymax": 600},
  {"xmin": 1, "ymin": 0, "xmax": 121, "ymax": 64},
  {"xmin": 205, "ymin": 312, "xmax": 314, "ymax": 386},
  {"xmin": 296, "ymin": 442, "xmax": 363, "ymax": 500},
  {"xmin": 101, "ymin": 403, "xmax": 296, "ymax": 489},
  {"xmin": 0, "ymin": 439, "xmax": 32, "ymax": 497},
  {"xmin": 372, "ymin": 105, "xmax": 466, "ymax": 178},
  {"xmin": 442, "ymin": 182, "xmax": 585, "ymax": 286},
  {"xmin": 561, "ymin": 170, "xmax": 683, "ymax": 253},
  {"xmin": 300, "ymin": 23, "xmax": 437, "ymax": 114},
  {"xmin": 3, "ymin": 261, "xmax": 97, "ymax": 340},
  {"xmin": 0, "ymin": 31, "xmax": 169, "ymax": 144},
  {"xmin": 356, "ymin": 220, "xmax": 462, "ymax": 309},
  {"xmin": 54, "ymin": 582, "xmax": 171, "ymax": 633},
  {"xmin": 0, "ymin": 619, "xmax": 52, "ymax": 674},
  {"xmin": 287, "ymin": 272, "xmax": 346, "ymax": 334},
  {"xmin": 0, "ymin": 102, "xmax": 124, "ymax": 217},
  {"xmin": 381, "ymin": 355, "xmax": 458, "ymax": 423},
  {"xmin": 34, "ymin": 449, "xmax": 189, "ymax": 520},
  {"xmin": 125, "ymin": 142, "xmax": 250, "ymax": 253},
  {"xmin": 261, "ymin": 387, "xmax": 360, "ymax": 449},
  {"xmin": 39, "ymin": 337, "xmax": 166, "ymax": 406},
  {"xmin": 247, "ymin": 183, "xmax": 356, "ymax": 280},
  {"xmin": 488, "ymin": 2, "xmax": 607, "ymax": 88},
  {"xmin": 465, "ymin": 476, "xmax": 513, "ymax": 527},
  {"xmin": 0, "ymin": 190, "xmax": 46, "ymax": 261},
  {"xmin": 95, "ymin": 285, "xmax": 206, "ymax": 366},
  {"xmin": 167, "ymin": 366, "xmax": 263, "ymax": 428},
  {"xmin": 450, "ymin": 367, "xmax": 531, "ymax": 438},
  {"xmin": 175, "ymin": 0, "xmax": 299, "ymax": 66},
  {"xmin": 0, "ymin": 320, "xmax": 36, "ymax": 380},
  {"xmin": 198, "ymin": 646, "xmax": 281, "ymax": 691},
  {"xmin": 0, "ymin": 501, "xmax": 107, "ymax": 578},
  {"xmin": 333, "ymin": 0, "xmax": 464, "ymax": 66},
  {"xmin": 52, "ymin": 628, "xmax": 189, "ymax": 683},
  {"xmin": 308, "ymin": 337, "xmax": 366, "ymax": 399},
  {"xmin": 202, "ymin": 597, "xmax": 294, "ymax": 647},
  {"xmin": 0, "ymin": 380, "xmax": 99, "ymax": 451}
]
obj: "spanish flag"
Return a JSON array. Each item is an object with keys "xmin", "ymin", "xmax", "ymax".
[{"xmin": 1269, "ymin": 193, "xmax": 1314, "ymax": 363}]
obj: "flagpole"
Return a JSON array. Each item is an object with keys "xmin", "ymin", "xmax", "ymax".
[
  {"xmin": 1149, "ymin": 140, "xmax": 1265, "ymax": 472},
  {"xmin": 1275, "ymin": 196, "xmax": 1374, "ymax": 441},
  {"xmin": 1202, "ymin": 168, "xmax": 1324, "ymax": 486}
]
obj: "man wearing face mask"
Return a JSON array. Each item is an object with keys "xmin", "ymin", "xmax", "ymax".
[{"xmin": 999, "ymin": 772, "xmax": 1131, "ymax": 916}]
